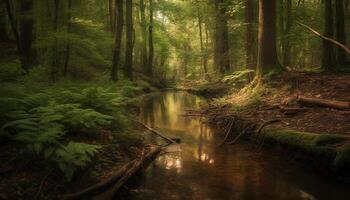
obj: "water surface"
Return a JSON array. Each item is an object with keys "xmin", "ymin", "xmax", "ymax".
[{"xmin": 130, "ymin": 91, "xmax": 350, "ymax": 200}]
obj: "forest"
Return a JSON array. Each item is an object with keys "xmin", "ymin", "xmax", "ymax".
[{"xmin": 0, "ymin": 0, "xmax": 349, "ymax": 199}]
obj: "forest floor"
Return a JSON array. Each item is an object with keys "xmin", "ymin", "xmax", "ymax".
[
  {"xmin": 205, "ymin": 72, "xmax": 350, "ymax": 135},
  {"xmin": 0, "ymin": 123, "xmax": 149, "ymax": 200}
]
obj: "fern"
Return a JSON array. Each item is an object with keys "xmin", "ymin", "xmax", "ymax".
[{"xmin": 54, "ymin": 142, "xmax": 100, "ymax": 181}]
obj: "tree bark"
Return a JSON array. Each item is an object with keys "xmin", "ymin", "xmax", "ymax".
[
  {"xmin": 51, "ymin": 0, "xmax": 59, "ymax": 82},
  {"xmin": 0, "ymin": 1, "xmax": 9, "ymax": 41},
  {"xmin": 195, "ymin": 2, "xmax": 208, "ymax": 78},
  {"xmin": 245, "ymin": 0, "xmax": 256, "ymax": 70},
  {"xmin": 63, "ymin": 0, "xmax": 72, "ymax": 77},
  {"xmin": 111, "ymin": 0, "xmax": 124, "ymax": 82},
  {"xmin": 108, "ymin": 0, "xmax": 115, "ymax": 33},
  {"xmin": 322, "ymin": 0, "xmax": 335, "ymax": 70},
  {"xmin": 256, "ymin": 0, "xmax": 280, "ymax": 78},
  {"xmin": 148, "ymin": 0, "xmax": 154, "ymax": 78},
  {"xmin": 215, "ymin": 0, "xmax": 230, "ymax": 74},
  {"xmin": 282, "ymin": 0, "xmax": 292, "ymax": 67},
  {"xmin": 140, "ymin": 0, "xmax": 148, "ymax": 75},
  {"xmin": 19, "ymin": 0, "xmax": 35, "ymax": 71},
  {"xmin": 335, "ymin": 0, "xmax": 347, "ymax": 65},
  {"xmin": 124, "ymin": 0, "xmax": 133, "ymax": 80},
  {"xmin": 297, "ymin": 96, "xmax": 350, "ymax": 110},
  {"xmin": 4, "ymin": 0, "xmax": 24, "ymax": 65}
]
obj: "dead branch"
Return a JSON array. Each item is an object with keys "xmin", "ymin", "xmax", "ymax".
[
  {"xmin": 219, "ymin": 119, "xmax": 234, "ymax": 146},
  {"xmin": 94, "ymin": 146, "xmax": 162, "ymax": 200},
  {"xmin": 297, "ymin": 96, "xmax": 350, "ymax": 110},
  {"xmin": 134, "ymin": 120, "xmax": 177, "ymax": 144},
  {"xmin": 227, "ymin": 125, "xmax": 252, "ymax": 145},
  {"xmin": 256, "ymin": 119, "xmax": 281, "ymax": 135},
  {"xmin": 280, "ymin": 107, "xmax": 309, "ymax": 115},
  {"xmin": 59, "ymin": 161, "xmax": 136, "ymax": 200},
  {"xmin": 297, "ymin": 22, "xmax": 350, "ymax": 55}
]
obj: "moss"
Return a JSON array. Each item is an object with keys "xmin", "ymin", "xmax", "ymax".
[
  {"xmin": 263, "ymin": 128, "xmax": 339, "ymax": 158},
  {"xmin": 334, "ymin": 143, "xmax": 350, "ymax": 169},
  {"xmin": 313, "ymin": 134, "xmax": 347, "ymax": 146}
]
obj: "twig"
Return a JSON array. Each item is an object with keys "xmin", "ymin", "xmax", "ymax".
[
  {"xmin": 227, "ymin": 125, "xmax": 252, "ymax": 145},
  {"xmin": 133, "ymin": 120, "xmax": 177, "ymax": 144},
  {"xmin": 218, "ymin": 119, "xmax": 234, "ymax": 146},
  {"xmin": 35, "ymin": 169, "xmax": 52, "ymax": 200},
  {"xmin": 256, "ymin": 119, "xmax": 282, "ymax": 150}
]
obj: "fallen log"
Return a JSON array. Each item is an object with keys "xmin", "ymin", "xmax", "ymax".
[
  {"xmin": 59, "ymin": 161, "xmax": 136, "ymax": 200},
  {"xmin": 297, "ymin": 96, "xmax": 350, "ymax": 110},
  {"xmin": 94, "ymin": 146, "xmax": 162, "ymax": 200}
]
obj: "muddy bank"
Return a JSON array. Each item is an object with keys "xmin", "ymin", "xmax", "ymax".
[{"xmin": 204, "ymin": 104, "xmax": 350, "ymax": 182}]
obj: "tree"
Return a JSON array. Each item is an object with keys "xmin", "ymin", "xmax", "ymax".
[
  {"xmin": 282, "ymin": 0, "xmax": 292, "ymax": 67},
  {"xmin": 322, "ymin": 0, "xmax": 335, "ymax": 70},
  {"xmin": 63, "ymin": 0, "xmax": 73, "ymax": 77},
  {"xmin": 0, "ymin": 1, "xmax": 9, "ymax": 41},
  {"xmin": 4, "ymin": 0, "xmax": 23, "ymax": 65},
  {"xmin": 195, "ymin": 1, "xmax": 208, "ymax": 78},
  {"xmin": 108, "ymin": 0, "xmax": 116, "ymax": 33},
  {"xmin": 111, "ymin": 0, "xmax": 124, "ymax": 82},
  {"xmin": 148, "ymin": 0, "xmax": 154, "ymax": 78},
  {"xmin": 335, "ymin": 0, "xmax": 347, "ymax": 65},
  {"xmin": 214, "ymin": 0, "xmax": 230, "ymax": 74},
  {"xmin": 140, "ymin": 0, "xmax": 148, "ymax": 75},
  {"xmin": 124, "ymin": 0, "xmax": 133, "ymax": 80},
  {"xmin": 256, "ymin": 0, "xmax": 281, "ymax": 78},
  {"xmin": 245, "ymin": 0, "xmax": 256, "ymax": 70},
  {"xmin": 19, "ymin": 0, "xmax": 36, "ymax": 71},
  {"xmin": 51, "ymin": 0, "xmax": 59, "ymax": 82}
]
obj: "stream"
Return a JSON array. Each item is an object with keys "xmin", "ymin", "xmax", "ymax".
[{"xmin": 129, "ymin": 91, "xmax": 350, "ymax": 200}]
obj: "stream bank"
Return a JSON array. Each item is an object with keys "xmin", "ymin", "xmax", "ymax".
[{"xmin": 195, "ymin": 72, "xmax": 350, "ymax": 182}]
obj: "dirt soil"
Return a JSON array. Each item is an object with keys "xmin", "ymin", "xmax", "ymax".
[{"xmin": 228, "ymin": 72, "xmax": 350, "ymax": 135}]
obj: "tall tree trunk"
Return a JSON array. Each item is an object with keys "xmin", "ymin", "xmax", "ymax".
[
  {"xmin": 245, "ymin": 0, "xmax": 256, "ymax": 70},
  {"xmin": 4, "ymin": 0, "xmax": 24, "ymax": 65},
  {"xmin": 124, "ymin": 0, "xmax": 133, "ymax": 80},
  {"xmin": 111, "ymin": 0, "xmax": 124, "ymax": 82},
  {"xmin": 140, "ymin": 0, "xmax": 148, "ymax": 75},
  {"xmin": 256, "ymin": 0, "xmax": 280, "ymax": 78},
  {"xmin": 0, "ymin": 1, "xmax": 9, "ymax": 41},
  {"xmin": 335, "ymin": 0, "xmax": 347, "ymax": 65},
  {"xmin": 282, "ymin": 0, "xmax": 292, "ymax": 67},
  {"xmin": 19, "ymin": 0, "xmax": 35, "ymax": 71},
  {"xmin": 63, "ymin": 0, "xmax": 72, "ymax": 77},
  {"xmin": 51, "ymin": 0, "xmax": 59, "ymax": 82},
  {"xmin": 322, "ymin": 0, "xmax": 335, "ymax": 70},
  {"xmin": 108, "ymin": 0, "xmax": 115, "ymax": 33},
  {"xmin": 148, "ymin": 0, "xmax": 154, "ymax": 78},
  {"xmin": 197, "ymin": 7, "xmax": 207, "ymax": 77},
  {"xmin": 215, "ymin": 0, "xmax": 230, "ymax": 74}
]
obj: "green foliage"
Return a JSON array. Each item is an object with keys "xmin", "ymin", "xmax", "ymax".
[
  {"xmin": 0, "ymin": 61, "xmax": 24, "ymax": 82},
  {"xmin": 55, "ymin": 142, "xmax": 100, "ymax": 181},
  {"xmin": 0, "ymin": 82, "xmax": 140, "ymax": 180},
  {"xmin": 222, "ymin": 69, "xmax": 254, "ymax": 86},
  {"xmin": 313, "ymin": 134, "xmax": 347, "ymax": 146}
]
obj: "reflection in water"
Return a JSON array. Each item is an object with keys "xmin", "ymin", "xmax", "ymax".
[{"xmin": 131, "ymin": 92, "xmax": 350, "ymax": 200}]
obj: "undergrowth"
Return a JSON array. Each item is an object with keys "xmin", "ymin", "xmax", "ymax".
[{"xmin": 0, "ymin": 80, "xmax": 144, "ymax": 181}]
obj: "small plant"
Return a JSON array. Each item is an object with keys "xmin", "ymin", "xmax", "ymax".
[{"xmin": 54, "ymin": 142, "xmax": 101, "ymax": 181}]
